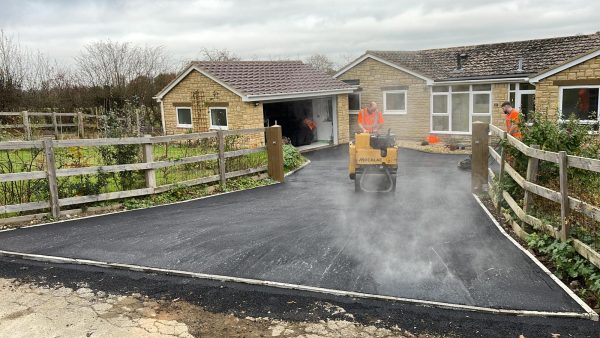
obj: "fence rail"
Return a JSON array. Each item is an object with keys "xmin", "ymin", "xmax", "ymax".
[
  {"xmin": 471, "ymin": 122, "xmax": 600, "ymax": 270},
  {"xmin": 0, "ymin": 126, "xmax": 284, "ymax": 219},
  {"xmin": 0, "ymin": 111, "xmax": 141, "ymax": 140}
]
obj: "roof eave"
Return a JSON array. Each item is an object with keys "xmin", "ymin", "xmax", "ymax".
[
  {"xmin": 154, "ymin": 64, "xmax": 246, "ymax": 101},
  {"xmin": 243, "ymin": 88, "xmax": 356, "ymax": 102},
  {"xmin": 530, "ymin": 47, "xmax": 600, "ymax": 83},
  {"xmin": 334, "ymin": 53, "xmax": 434, "ymax": 85}
]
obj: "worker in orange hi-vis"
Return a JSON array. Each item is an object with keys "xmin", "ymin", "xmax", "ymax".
[
  {"xmin": 501, "ymin": 101, "xmax": 522, "ymax": 139},
  {"xmin": 358, "ymin": 101, "xmax": 384, "ymax": 133}
]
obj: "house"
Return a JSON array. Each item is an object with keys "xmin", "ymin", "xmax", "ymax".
[
  {"xmin": 335, "ymin": 32, "xmax": 600, "ymax": 141},
  {"xmin": 154, "ymin": 61, "xmax": 355, "ymax": 148}
]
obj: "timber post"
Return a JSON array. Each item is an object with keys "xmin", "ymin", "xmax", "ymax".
[
  {"xmin": 496, "ymin": 131, "xmax": 507, "ymax": 220},
  {"xmin": 266, "ymin": 125, "xmax": 284, "ymax": 183},
  {"xmin": 43, "ymin": 138, "xmax": 60, "ymax": 219},
  {"xmin": 142, "ymin": 134, "xmax": 156, "ymax": 190},
  {"xmin": 523, "ymin": 144, "xmax": 540, "ymax": 214},
  {"xmin": 558, "ymin": 151, "xmax": 570, "ymax": 241},
  {"xmin": 217, "ymin": 130, "xmax": 227, "ymax": 187},
  {"xmin": 22, "ymin": 111, "xmax": 31, "ymax": 140},
  {"xmin": 77, "ymin": 111, "xmax": 85, "ymax": 138},
  {"xmin": 51, "ymin": 111, "xmax": 59, "ymax": 139},
  {"xmin": 471, "ymin": 121, "xmax": 489, "ymax": 193}
]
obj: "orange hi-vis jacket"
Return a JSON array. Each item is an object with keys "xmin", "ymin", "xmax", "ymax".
[
  {"xmin": 358, "ymin": 108, "xmax": 384, "ymax": 132},
  {"xmin": 505, "ymin": 108, "xmax": 522, "ymax": 139}
]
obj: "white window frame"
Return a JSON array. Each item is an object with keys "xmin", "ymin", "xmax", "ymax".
[
  {"xmin": 175, "ymin": 106, "xmax": 193, "ymax": 128},
  {"xmin": 208, "ymin": 106, "xmax": 229, "ymax": 130},
  {"xmin": 508, "ymin": 83, "xmax": 536, "ymax": 112},
  {"xmin": 558, "ymin": 85, "xmax": 600, "ymax": 124},
  {"xmin": 383, "ymin": 90, "xmax": 407, "ymax": 114},
  {"xmin": 429, "ymin": 84, "xmax": 492, "ymax": 134},
  {"xmin": 348, "ymin": 92, "xmax": 361, "ymax": 114}
]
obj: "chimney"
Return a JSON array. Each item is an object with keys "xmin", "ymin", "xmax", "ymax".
[
  {"xmin": 456, "ymin": 53, "xmax": 467, "ymax": 70},
  {"xmin": 516, "ymin": 57, "xmax": 524, "ymax": 72}
]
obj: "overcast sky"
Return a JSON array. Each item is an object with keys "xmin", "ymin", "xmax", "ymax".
[{"xmin": 1, "ymin": 0, "xmax": 599, "ymax": 68}]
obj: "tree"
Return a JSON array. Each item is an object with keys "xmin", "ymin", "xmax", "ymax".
[
  {"xmin": 198, "ymin": 48, "xmax": 241, "ymax": 62},
  {"xmin": 75, "ymin": 40, "xmax": 170, "ymax": 88},
  {"xmin": 0, "ymin": 29, "xmax": 27, "ymax": 110},
  {"xmin": 305, "ymin": 53, "xmax": 336, "ymax": 75}
]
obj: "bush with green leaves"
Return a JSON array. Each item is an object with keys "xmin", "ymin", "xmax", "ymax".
[
  {"xmin": 282, "ymin": 144, "xmax": 305, "ymax": 171},
  {"xmin": 527, "ymin": 232, "xmax": 600, "ymax": 305}
]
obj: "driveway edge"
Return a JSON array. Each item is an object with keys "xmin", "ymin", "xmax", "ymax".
[
  {"xmin": 473, "ymin": 193, "xmax": 599, "ymax": 321},
  {"xmin": 0, "ymin": 247, "xmax": 594, "ymax": 321}
]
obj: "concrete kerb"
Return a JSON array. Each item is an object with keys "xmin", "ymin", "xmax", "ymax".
[
  {"xmin": 285, "ymin": 159, "xmax": 311, "ymax": 177},
  {"xmin": 0, "ymin": 248, "xmax": 594, "ymax": 321},
  {"xmin": 473, "ymin": 193, "xmax": 599, "ymax": 321}
]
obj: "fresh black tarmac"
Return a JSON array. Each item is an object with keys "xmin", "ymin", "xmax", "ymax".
[{"xmin": 0, "ymin": 147, "xmax": 587, "ymax": 314}]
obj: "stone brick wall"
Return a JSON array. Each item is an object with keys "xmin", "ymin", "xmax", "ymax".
[
  {"xmin": 535, "ymin": 56, "xmax": 600, "ymax": 119},
  {"xmin": 337, "ymin": 58, "xmax": 430, "ymax": 141},
  {"xmin": 162, "ymin": 70, "xmax": 263, "ymax": 135},
  {"xmin": 336, "ymin": 94, "xmax": 350, "ymax": 143}
]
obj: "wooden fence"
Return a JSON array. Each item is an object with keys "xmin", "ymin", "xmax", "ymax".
[
  {"xmin": 0, "ymin": 111, "xmax": 142, "ymax": 140},
  {"xmin": 471, "ymin": 121, "xmax": 600, "ymax": 269},
  {"xmin": 0, "ymin": 126, "xmax": 284, "ymax": 219}
]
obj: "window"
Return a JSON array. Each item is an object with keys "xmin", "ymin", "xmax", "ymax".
[
  {"xmin": 560, "ymin": 86, "xmax": 599, "ymax": 125},
  {"xmin": 348, "ymin": 93, "xmax": 361, "ymax": 113},
  {"xmin": 209, "ymin": 107, "xmax": 228, "ymax": 130},
  {"xmin": 508, "ymin": 83, "xmax": 536, "ymax": 121},
  {"xmin": 383, "ymin": 90, "xmax": 407, "ymax": 114},
  {"xmin": 430, "ymin": 84, "xmax": 492, "ymax": 134},
  {"xmin": 176, "ymin": 107, "xmax": 192, "ymax": 128}
]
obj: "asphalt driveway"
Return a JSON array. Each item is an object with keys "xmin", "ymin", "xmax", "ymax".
[{"xmin": 0, "ymin": 146, "xmax": 586, "ymax": 313}]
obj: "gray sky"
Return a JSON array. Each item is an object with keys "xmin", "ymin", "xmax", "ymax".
[{"xmin": 1, "ymin": 0, "xmax": 599, "ymax": 68}]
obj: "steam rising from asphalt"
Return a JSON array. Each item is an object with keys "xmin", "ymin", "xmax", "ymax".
[{"xmin": 325, "ymin": 149, "xmax": 501, "ymax": 304}]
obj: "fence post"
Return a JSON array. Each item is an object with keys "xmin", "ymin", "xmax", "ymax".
[
  {"xmin": 135, "ymin": 109, "xmax": 141, "ymax": 136},
  {"xmin": 496, "ymin": 131, "xmax": 507, "ymax": 219},
  {"xmin": 51, "ymin": 111, "xmax": 59, "ymax": 139},
  {"xmin": 142, "ymin": 134, "xmax": 156, "ymax": 190},
  {"xmin": 559, "ymin": 151, "xmax": 570, "ymax": 241},
  {"xmin": 266, "ymin": 125, "xmax": 284, "ymax": 183},
  {"xmin": 42, "ymin": 138, "xmax": 60, "ymax": 219},
  {"xmin": 471, "ymin": 122, "xmax": 489, "ymax": 193},
  {"xmin": 217, "ymin": 130, "xmax": 227, "ymax": 187},
  {"xmin": 77, "ymin": 111, "xmax": 85, "ymax": 138},
  {"xmin": 22, "ymin": 111, "xmax": 31, "ymax": 140},
  {"xmin": 523, "ymin": 144, "xmax": 540, "ymax": 214}
]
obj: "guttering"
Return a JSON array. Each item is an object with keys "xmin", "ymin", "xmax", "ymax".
[
  {"xmin": 243, "ymin": 88, "xmax": 357, "ymax": 102},
  {"xmin": 432, "ymin": 76, "xmax": 530, "ymax": 85}
]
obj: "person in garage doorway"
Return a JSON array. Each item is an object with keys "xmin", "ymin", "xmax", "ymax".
[{"xmin": 358, "ymin": 101, "xmax": 384, "ymax": 133}]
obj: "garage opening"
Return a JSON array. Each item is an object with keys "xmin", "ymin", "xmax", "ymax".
[{"xmin": 263, "ymin": 97, "xmax": 335, "ymax": 147}]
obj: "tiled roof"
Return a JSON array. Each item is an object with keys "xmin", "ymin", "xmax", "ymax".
[
  {"xmin": 366, "ymin": 32, "xmax": 600, "ymax": 81},
  {"xmin": 192, "ymin": 61, "xmax": 354, "ymax": 96}
]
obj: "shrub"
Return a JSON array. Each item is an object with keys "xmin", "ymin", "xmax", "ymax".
[{"xmin": 282, "ymin": 144, "xmax": 305, "ymax": 171}]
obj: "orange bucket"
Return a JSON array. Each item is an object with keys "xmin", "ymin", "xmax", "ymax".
[{"xmin": 427, "ymin": 135, "xmax": 441, "ymax": 144}]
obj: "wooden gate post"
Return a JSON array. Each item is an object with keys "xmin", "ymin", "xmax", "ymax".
[
  {"xmin": 142, "ymin": 134, "xmax": 156, "ymax": 190},
  {"xmin": 77, "ymin": 111, "xmax": 85, "ymax": 138},
  {"xmin": 559, "ymin": 151, "xmax": 570, "ymax": 241},
  {"xmin": 43, "ymin": 138, "xmax": 60, "ymax": 219},
  {"xmin": 51, "ymin": 111, "xmax": 59, "ymax": 139},
  {"xmin": 266, "ymin": 126, "xmax": 284, "ymax": 183},
  {"xmin": 471, "ymin": 121, "xmax": 489, "ymax": 193},
  {"xmin": 22, "ymin": 111, "xmax": 31, "ymax": 140},
  {"xmin": 496, "ymin": 131, "xmax": 507, "ymax": 219},
  {"xmin": 217, "ymin": 130, "xmax": 227, "ymax": 187},
  {"xmin": 523, "ymin": 144, "xmax": 540, "ymax": 214}
]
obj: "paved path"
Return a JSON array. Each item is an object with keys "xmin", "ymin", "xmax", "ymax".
[{"xmin": 0, "ymin": 147, "xmax": 585, "ymax": 313}]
